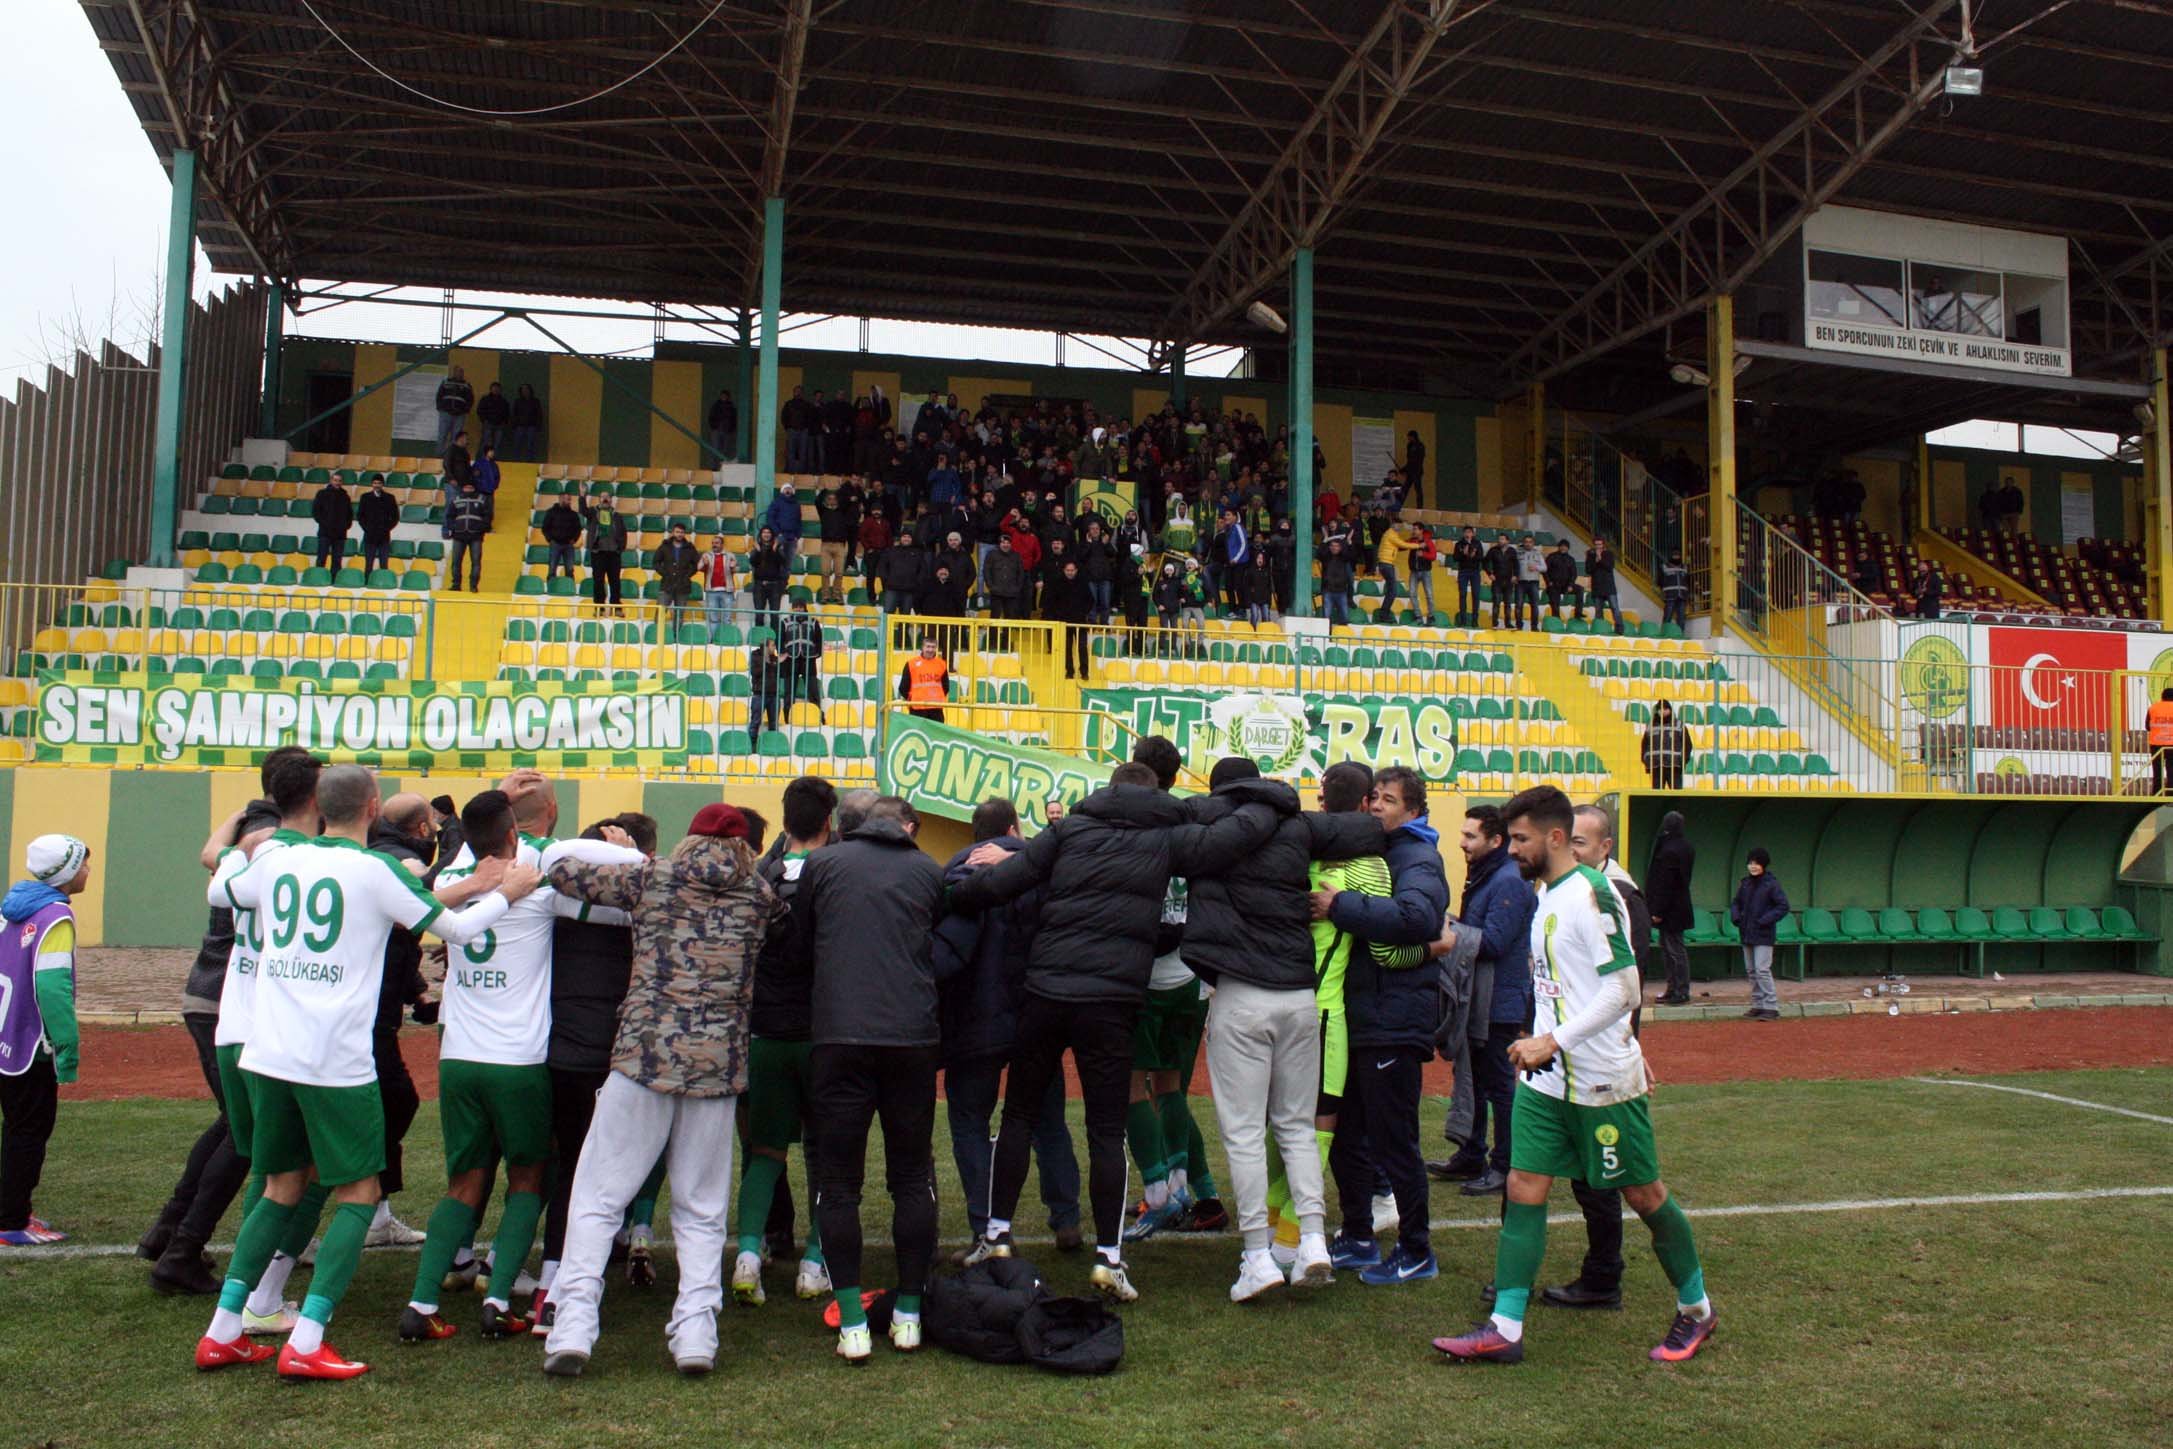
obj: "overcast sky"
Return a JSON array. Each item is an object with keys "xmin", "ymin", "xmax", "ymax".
[{"xmin": 4, "ymin": 0, "xmax": 1243, "ymax": 391}]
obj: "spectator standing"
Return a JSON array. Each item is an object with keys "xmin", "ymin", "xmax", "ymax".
[
  {"xmin": 474, "ymin": 382, "xmax": 509, "ymax": 453},
  {"xmin": 1078, "ymin": 519, "xmax": 1117, "ymax": 625},
  {"xmin": 777, "ymin": 598, "xmax": 825, "ymax": 726},
  {"xmin": 472, "ymin": 445, "xmax": 501, "ymax": 527},
  {"xmin": 0, "ymin": 834, "xmax": 90, "ymax": 1246},
  {"xmin": 1267, "ymin": 519, "xmax": 1297, "ymax": 617},
  {"xmin": 509, "ymin": 384, "xmax": 543, "ymax": 461},
  {"xmin": 357, "ymin": 475, "xmax": 398, "ymax": 577},
  {"xmin": 1318, "ymin": 767, "xmax": 1450, "ymax": 1283},
  {"xmin": 1449, "ymin": 528, "xmax": 1486, "ymax": 625},
  {"xmin": 746, "ymin": 640, "xmax": 781, "ymax": 742},
  {"xmin": 1043, "ymin": 559, "xmax": 1091, "ymax": 680},
  {"xmin": 1585, "ymin": 538, "xmax": 1625, "ymax": 634},
  {"xmin": 1728, "ymin": 848, "xmax": 1788, "ymax": 1021},
  {"xmin": 701, "ymin": 536, "xmax": 739, "ymax": 632},
  {"xmin": 1912, "ymin": 561, "xmax": 1943, "ymax": 620},
  {"xmin": 708, "ymin": 390, "xmax": 739, "ymax": 463},
  {"xmin": 1543, "ymin": 542, "xmax": 1579, "ymax": 620},
  {"xmin": 1659, "ymin": 553, "xmax": 1690, "ymax": 631},
  {"xmin": 1241, "ymin": 553, "xmax": 1275, "ymax": 627},
  {"xmin": 435, "ymin": 365, "xmax": 473, "ymax": 452},
  {"xmin": 542, "ymin": 495, "xmax": 582, "ymax": 580},
  {"xmin": 858, "ymin": 509, "xmax": 893, "ymax": 607},
  {"xmin": 982, "ymin": 533, "xmax": 1026, "ymax": 620},
  {"xmin": 581, "ymin": 487, "xmax": 628, "ymax": 609},
  {"xmin": 1319, "ymin": 537, "xmax": 1356, "ymax": 631},
  {"xmin": 445, "ymin": 480, "xmax": 489, "ymax": 592},
  {"xmin": 1408, "ymin": 525, "xmax": 1438, "ymax": 622},
  {"xmin": 1642, "ymin": 699, "xmax": 1690, "ymax": 789},
  {"xmin": 815, "ymin": 491, "xmax": 851, "ymax": 605},
  {"xmin": 312, "ymin": 475, "xmax": 354, "ymax": 571},
  {"xmin": 1486, "ymin": 534, "xmax": 1520, "ymax": 628},
  {"xmin": 1402, "ymin": 430, "xmax": 1426, "ymax": 509},
  {"xmin": 781, "ymin": 386, "xmax": 815, "ymax": 474},
  {"xmin": 1645, "ymin": 810, "xmax": 1696, "ymax": 1006},
  {"xmin": 1376, "ymin": 515, "xmax": 1418, "ymax": 620},
  {"xmin": 1434, "ymin": 804, "xmax": 1533, "ymax": 1196},
  {"xmin": 882, "ymin": 527, "xmax": 927, "ymax": 616},
  {"xmin": 654, "ymin": 523, "xmax": 701, "ymax": 636},
  {"xmin": 765, "ymin": 480, "xmax": 804, "ymax": 561},
  {"xmin": 1515, "ymin": 534, "xmax": 1546, "ymax": 629},
  {"xmin": 749, "ymin": 526, "xmax": 790, "ymax": 629}
]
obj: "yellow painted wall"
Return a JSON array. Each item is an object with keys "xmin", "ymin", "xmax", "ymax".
[
  {"xmin": 548, "ymin": 355, "xmax": 604, "ymax": 466},
  {"xmin": 1932, "ymin": 458, "xmax": 1969, "ymax": 530},
  {"xmin": 1999, "ymin": 463, "xmax": 2034, "ymax": 535},
  {"xmin": 1392, "ymin": 408, "xmax": 1436, "ymax": 500},
  {"xmin": 1314, "ymin": 402, "xmax": 1354, "ymax": 500},
  {"xmin": 449, "ymin": 346, "xmax": 500, "ymax": 405},
  {"xmin": 1846, "ymin": 455, "xmax": 1904, "ymax": 534},
  {"xmin": 1132, "ymin": 386, "xmax": 1172, "ymax": 423},
  {"xmin": 1221, "ymin": 395, "xmax": 1267, "ymax": 422},
  {"xmin": 1474, "ymin": 414, "xmax": 1505, "ymax": 513},
  {"xmin": 949, "ymin": 376, "xmax": 1031, "ymax": 415},
  {"xmin": 12, "ymin": 770, "xmax": 109, "ymax": 942},
  {"xmin": 351, "ymin": 344, "xmax": 398, "ymax": 456},
  {"xmin": 650, "ymin": 360, "xmax": 705, "ymax": 469}
]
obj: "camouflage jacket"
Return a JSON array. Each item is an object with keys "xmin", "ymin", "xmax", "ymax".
[{"xmin": 547, "ymin": 835, "xmax": 780, "ymax": 1097}]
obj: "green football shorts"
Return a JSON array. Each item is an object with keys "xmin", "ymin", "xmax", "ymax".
[
  {"xmin": 439, "ymin": 1059, "xmax": 552, "ymax": 1172},
  {"xmin": 215, "ymin": 1043, "xmax": 255, "ymax": 1164},
  {"xmin": 1508, "ymin": 1083, "xmax": 1660, "ymax": 1189},
  {"xmin": 1132, "ymin": 982, "xmax": 1207, "ymax": 1074},
  {"xmin": 745, "ymin": 1037, "xmax": 815, "ymax": 1152},
  {"xmin": 246, "ymin": 1069, "xmax": 387, "ymax": 1187}
]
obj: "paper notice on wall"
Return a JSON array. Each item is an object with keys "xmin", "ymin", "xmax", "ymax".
[
  {"xmin": 392, "ymin": 365, "xmax": 447, "ymax": 444},
  {"xmin": 1351, "ymin": 417, "xmax": 1396, "ymax": 495}
]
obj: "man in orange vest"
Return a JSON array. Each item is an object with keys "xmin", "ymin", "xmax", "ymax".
[
  {"xmin": 2149, "ymin": 688, "xmax": 2173, "ymax": 795},
  {"xmin": 899, "ymin": 639, "xmax": 950, "ymax": 724}
]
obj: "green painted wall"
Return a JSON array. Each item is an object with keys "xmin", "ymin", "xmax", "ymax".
[
  {"xmin": 103, "ymin": 772, "xmax": 213, "ymax": 946},
  {"xmin": 1928, "ymin": 444, "xmax": 2137, "ymax": 546}
]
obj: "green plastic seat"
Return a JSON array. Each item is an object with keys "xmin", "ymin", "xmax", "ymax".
[
  {"xmin": 757, "ymin": 730, "xmax": 791, "ymax": 758},
  {"xmin": 1683, "ymin": 909, "xmax": 1725, "ymax": 946},
  {"xmin": 1990, "ymin": 906, "xmax": 2031, "ymax": 940},
  {"xmin": 833, "ymin": 731, "xmax": 867, "ymax": 759},
  {"xmin": 266, "ymin": 565, "xmax": 299, "ymax": 587},
  {"xmin": 1915, "ymin": 907, "xmax": 1956, "ymax": 942},
  {"xmin": 2026, "ymin": 907, "xmax": 2070, "ymax": 939},
  {"xmin": 720, "ymin": 729, "xmax": 752, "ymax": 756},
  {"xmin": 1800, "ymin": 908, "xmax": 1842, "ymax": 943},
  {"xmin": 1837, "ymin": 907, "xmax": 1880, "ymax": 941},
  {"xmin": 1952, "ymin": 907, "xmax": 1996, "ymax": 940},
  {"xmin": 1876, "ymin": 908, "xmax": 1922, "ymax": 941},
  {"xmin": 2062, "ymin": 907, "xmax": 2110, "ymax": 939},
  {"xmin": 1774, "ymin": 913, "xmax": 1804, "ymax": 945},
  {"xmin": 2100, "ymin": 906, "xmax": 2150, "ymax": 941},
  {"xmin": 514, "ymin": 575, "xmax": 545, "ymax": 596}
]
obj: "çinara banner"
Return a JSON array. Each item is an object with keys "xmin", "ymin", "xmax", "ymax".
[
  {"xmin": 34, "ymin": 672, "xmax": 688, "ymax": 769},
  {"xmin": 1080, "ymin": 689, "xmax": 1462, "ymax": 782},
  {"xmin": 882, "ymin": 710, "xmax": 1112, "ymax": 833}
]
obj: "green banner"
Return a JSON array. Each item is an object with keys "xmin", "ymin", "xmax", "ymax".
[
  {"xmin": 881, "ymin": 711, "xmax": 1113, "ymax": 831},
  {"xmin": 33, "ymin": 671, "xmax": 688, "ymax": 770},
  {"xmin": 1080, "ymin": 687, "xmax": 1462, "ymax": 782}
]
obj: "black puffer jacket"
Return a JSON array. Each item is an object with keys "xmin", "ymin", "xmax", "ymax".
[
  {"xmin": 1177, "ymin": 779, "xmax": 1385, "ymax": 991},
  {"xmin": 930, "ymin": 835, "xmax": 1041, "ymax": 1064},
  {"xmin": 796, "ymin": 821, "xmax": 948, "ymax": 1047},
  {"xmin": 750, "ymin": 848, "xmax": 815, "ymax": 1040},
  {"xmin": 948, "ymin": 783, "xmax": 1270, "ymax": 1003}
]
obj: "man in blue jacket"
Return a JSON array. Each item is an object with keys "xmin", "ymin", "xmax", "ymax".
[
  {"xmin": 765, "ymin": 481, "xmax": 805, "ymax": 558},
  {"xmin": 1728, "ymin": 848, "xmax": 1789, "ymax": 1021},
  {"xmin": 932, "ymin": 799, "xmax": 1081, "ymax": 1255},
  {"xmin": 1313, "ymin": 766, "xmax": 1451, "ymax": 1285},
  {"xmin": 1447, "ymin": 805, "xmax": 1538, "ymax": 1197}
]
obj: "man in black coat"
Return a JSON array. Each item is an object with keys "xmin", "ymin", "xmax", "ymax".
[
  {"xmin": 356, "ymin": 475, "xmax": 398, "ymax": 576},
  {"xmin": 1179, "ymin": 759, "xmax": 1384, "ymax": 1301},
  {"xmin": 793, "ymin": 797, "xmax": 950, "ymax": 1359},
  {"xmin": 949, "ymin": 765, "xmax": 1273, "ymax": 1302},
  {"xmin": 312, "ymin": 477, "xmax": 354, "ymax": 570},
  {"xmin": 932, "ymin": 798, "xmax": 1081, "ymax": 1255},
  {"xmin": 1645, "ymin": 810, "xmax": 1696, "ymax": 1005}
]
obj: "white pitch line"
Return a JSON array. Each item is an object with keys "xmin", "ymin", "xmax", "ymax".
[
  {"xmin": 10, "ymin": 1185, "xmax": 2172, "ymax": 1261},
  {"xmin": 1909, "ymin": 1075, "xmax": 2173, "ymax": 1126}
]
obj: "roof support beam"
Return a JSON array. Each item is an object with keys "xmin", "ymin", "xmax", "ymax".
[
  {"xmin": 1501, "ymin": 0, "xmax": 1967, "ymax": 388},
  {"xmin": 758, "ymin": 0, "xmax": 812, "ymax": 199},
  {"xmin": 1154, "ymin": 0, "xmax": 1481, "ymax": 352}
]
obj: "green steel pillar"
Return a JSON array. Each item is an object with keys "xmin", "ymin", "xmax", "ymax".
[
  {"xmin": 736, "ymin": 306, "xmax": 754, "ymax": 464},
  {"xmin": 150, "ymin": 149, "xmax": 198, "ymax": 568},
  {"xmin": 754, "ymin": 197, "xmax": 784, "ymax": 517},
  {"xmin": 1289, "ymin": 248, "xmax": 1314, "ymax": 618},
  {"xmin": 1170, "ymin": 343, "xmax": 1186, "ymax": 411},
  {"xmin": 258, "ymin": 282, "xmax": 284, "ymax": 438}
]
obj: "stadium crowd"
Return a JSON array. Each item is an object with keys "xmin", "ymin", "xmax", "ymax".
[{"xmin": 2, "ymin": 747, "xmax": 1718, "ymax": 1381}]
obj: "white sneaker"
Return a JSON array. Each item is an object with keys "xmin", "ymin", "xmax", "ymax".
[
  {"xmin": 836, "ymin": 1324, "xmax": 872, "ymax": 1365},
  {"xmin": 889, "ymin": 1316, "xmax": 922, "ymax": 1352},
  {"xmin": 1091, "ymin": 1261, "xmax": 1139, "ymax": 1304},
  {"xmin": 241, "ymin": 1300, "xmax": 299, "ymax": 1335},
  {"xmin": 365, "ymin": 1208, "xmax": 426, "ymax": 1248},
  {"xmin": 1229, "ymin": 1251, "xmax": 1286, "ymax": 1303},
  {"xmin": 731, "ymin": 1249, "xmax": 766, "ymax": 1306},
  {"xmin": 1371, "ymin": 1193, "xmax": 1400, "ymax": 1236},
  {"xmin": 795, "ymin": 1258, "xmax": 832, "ymax": 1300},
  {"xmin": 1292, "ymin": 1233, "xmax": 1335, "ymax": 1290}
]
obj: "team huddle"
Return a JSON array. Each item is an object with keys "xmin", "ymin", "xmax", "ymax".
[{"xmin": 175, "ymin": 742, "xmax": 1715, "ymax": 1381}]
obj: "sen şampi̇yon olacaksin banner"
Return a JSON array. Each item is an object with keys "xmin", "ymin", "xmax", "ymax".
[{"xmin": 33, "ymin": 670, "xmax": 688, "ymax": 768}]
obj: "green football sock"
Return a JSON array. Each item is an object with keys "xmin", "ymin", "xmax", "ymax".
[
  {"xmin": 835, "ymin": 1286, "xmax": 867, "ymax": 1330},
  {"xmin": 218, "ymin": 1197, "xmax": 297, "ymax": 1314},
  {"xmin": 1491, "ymin": 1200, "xmax": 1549, "ymax": 1323},
  {"xmin": 485, "ymin": 1191, "xmax": 543, "ymax": 1304},
  {"xmin": 299, "ymin": 1200, "xmax": 374, "ymax": 1321},
  {"xmin": 1177, "ymin": 1105, "xmax": 1217, "ymax": 1198},
  {"xmin": 239, "ymin": 1171, "xmax": 265, "ymax": 1221},
  {"xmin": 411, "ymin": 1197, "xmax": 478, "ymax": 1307},
  {"xmin": 1125, "ymin": 1099, "xmax": 1170, "ymax": 1185},
  {"xmin": 736, "ymin": 1154, "xmax": 785, "ymax": 1255},
  {"xmin": 896, "ymin": 1292, "xmax": 921, "ymax": 1316},
  {"xmin": 801, "ymin": 1199, "xmax": 824, "ymax": 1265},
  {"xmin": 628, "ymin": 1155, "xmax": 667, "ymax": 1230},
  {"xmin": 1638, "ymin": 1193, "xmax": 1708, "ymax": 1310},
  {"xmin": 1263, "ymin": 1137, "xmax": 1290, "ymax": 1226},
  {"xmin": 277, "ymin": 1181, "xmax": 331, "ymax": 1260}
]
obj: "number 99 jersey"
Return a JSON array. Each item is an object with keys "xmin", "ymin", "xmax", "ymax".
[{"xmin": 236, "ymin": 838, "xmax": 504, "ymax": 1088}]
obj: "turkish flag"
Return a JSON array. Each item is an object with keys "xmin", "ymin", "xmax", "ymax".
[{"xmin": 1986, "ymin": 627, "xmax": 2127, "ymax": 731}]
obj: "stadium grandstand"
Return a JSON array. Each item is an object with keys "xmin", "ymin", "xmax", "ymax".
[{"xmin": 0, "ymin": 0, "xmax": 2166, "ymax": 969}]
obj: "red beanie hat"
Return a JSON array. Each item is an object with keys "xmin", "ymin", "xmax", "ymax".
[{"xmin": 688, "ymin": 803, "xmax": 749, "ymax": 840}]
